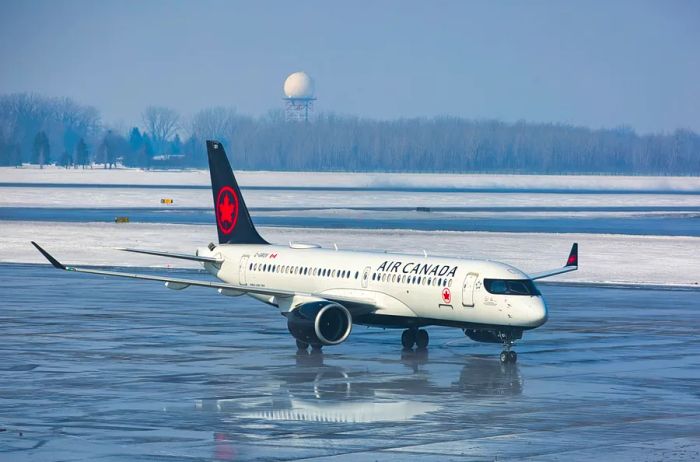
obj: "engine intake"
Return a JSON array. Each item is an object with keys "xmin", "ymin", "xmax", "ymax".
[{"xmin": 287, "ymin": 301, "xmax": 352, "ymax": 346}]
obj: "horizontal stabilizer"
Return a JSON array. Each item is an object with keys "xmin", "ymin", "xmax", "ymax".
[{"xmin": 117, "ymin": 247, "xmax": 223, "ymax": 264}]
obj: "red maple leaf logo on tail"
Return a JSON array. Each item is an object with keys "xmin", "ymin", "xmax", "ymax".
[{"xmin": 216, "ymin": 186, "xmax": 238, "ymax": 234}]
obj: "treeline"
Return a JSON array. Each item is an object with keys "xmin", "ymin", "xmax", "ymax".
[{"xmin": 1, "ymin": 93, "xmax": 698, "ymax": 174}]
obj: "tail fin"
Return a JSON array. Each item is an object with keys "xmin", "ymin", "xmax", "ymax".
[{"xmin": 207, "ymin": 140, "xmax": 268, "ymax": 245}]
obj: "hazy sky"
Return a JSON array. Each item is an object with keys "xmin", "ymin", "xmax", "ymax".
[{"xmin": 1, "ymin": 0, "xmax": 698, "ymax": 133}]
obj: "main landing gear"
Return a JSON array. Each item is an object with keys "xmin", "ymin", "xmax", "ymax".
[
  {"xmin": 296, "ymin": 340, "xmax": 323, "ymax": 354},
  {"xmin": 401, "ymin": 328, "xmax": 429, "ymax": 350}
]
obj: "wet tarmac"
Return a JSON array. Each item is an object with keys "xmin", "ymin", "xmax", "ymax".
[{"xmin": 1, "ymin": 264, "xmax": 699, "ymax": 461}]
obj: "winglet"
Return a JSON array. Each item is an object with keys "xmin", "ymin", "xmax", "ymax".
[
  {"xmin": 31, "ymin": 241, "xmax": 66, "ymax": 270},
  {"xmin": 529, "ymin": 243, "xmax": 579, "ymax": 280},
  {"xmin": 565, "ymin": 243, "xmax": 578, "ymax": 267}
]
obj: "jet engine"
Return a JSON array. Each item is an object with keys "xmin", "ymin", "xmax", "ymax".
[
  {"xmin": 287, "ymin": 301, "xmax": 352, "ymax": 346},
  {"xmin": 463, "ymin": 328, "xmax": 522, "ymax": 344}
]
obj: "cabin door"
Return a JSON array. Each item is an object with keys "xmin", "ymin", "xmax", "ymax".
[
  {"xmin": 361, "ymin": 266, "xmax": 371, "ymax": 288},
  {"xmin": 462, "ymin": 272, "xmax": 478, "ymax": 307},
  {"xmin": 239, "ymin": 255, "xmax": 249, "ymax": 285}
]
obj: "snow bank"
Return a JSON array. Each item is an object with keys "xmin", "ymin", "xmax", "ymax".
[{"xmin": 2, "ymin": 221, "xmax": 698, "ymax": 287}]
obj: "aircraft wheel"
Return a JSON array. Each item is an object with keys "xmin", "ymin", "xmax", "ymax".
[
  {"xmin": 415, "ymin": 329, "xmax": 429, "ymax": 349},
  {"xmin": 508, "ymin": 351, "xmax": 517, "ymax": 363},
  {"xmin": 310, "ymin": 344, "xmax": 323, "ymax": 354},
  {"xmin": 401, "ymin": 329, "xmax": 416, "ymax": 349},
  {"xmin": 500, "ymin": 351, "xmax": 509, "ymax": 363},
  {"xmin": 296, "ymin": 340, "xmax": 309, "ymax": 351}
]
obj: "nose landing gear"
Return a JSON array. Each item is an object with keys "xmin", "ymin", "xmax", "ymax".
[
  {"xmin": 500, "ymin": 349, "xmax": 517, "ymax": 364},
  {"xmin": 499, "ymin": 332, "xmax": 518, "ymax": 364}
]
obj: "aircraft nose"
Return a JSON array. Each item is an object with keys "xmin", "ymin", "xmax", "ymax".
[{"xmin": 528, "ymin": 297, "xmax": 548, "ymax": 327}]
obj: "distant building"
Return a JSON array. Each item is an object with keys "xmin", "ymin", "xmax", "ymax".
[{"xmin": 283, "ymin": 71, "xmax": 316, "ymax": 122}]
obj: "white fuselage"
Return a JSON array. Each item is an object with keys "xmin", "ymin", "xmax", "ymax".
[{"xmin": 197, "ymin": 243, "xmax": 548, "ymax": 331}]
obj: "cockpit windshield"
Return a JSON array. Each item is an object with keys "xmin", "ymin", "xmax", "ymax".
[{"xmin": 483, "ymin": 278, "xmax": 540, "ymax": 296}]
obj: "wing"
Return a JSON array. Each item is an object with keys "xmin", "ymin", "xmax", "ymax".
[
  {"xmin": 31, "ymin": 242, "xmax": 378, "ymax": 314},
  {"xmin": 529, "ymin": 243, "xmax": 578, "ymax": 280},
  {"xmin": 33, "ymin": 241, "xmax": 295, "ymax": 298}
]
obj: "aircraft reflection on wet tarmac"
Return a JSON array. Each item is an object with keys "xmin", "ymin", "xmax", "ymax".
[{"xmin": 196, "ymin": 350, "xmax": 522, "ymax": 425}]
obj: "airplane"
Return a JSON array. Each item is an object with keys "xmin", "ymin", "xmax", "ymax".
[{"xmin": 32, "ymin": 140, "xmax": 578, "ymax": 363}]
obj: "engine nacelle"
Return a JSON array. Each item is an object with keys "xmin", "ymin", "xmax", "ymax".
[
  {"xmin": 463, "ymin": 328, "xmax": 522, "ymax": 344},
  {"xmin": 287, "ymin": 301, "xmax": 352, "ymax": 346}
]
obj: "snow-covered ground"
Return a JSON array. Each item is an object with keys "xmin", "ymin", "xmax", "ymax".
[
  {"xmin": 2, "ymin": 165, "xmax": 700, "ymax": 191},
  {"xmin": 2, "ymin": 167, "xmax": 697, "ymax": 287},
  {"xmin": 2, "ymin": 221, "xmax": 698, "ymax": 287},
  {"xmin": 3, "ymin": 186, "xmax": 699, "ymax": 209}
]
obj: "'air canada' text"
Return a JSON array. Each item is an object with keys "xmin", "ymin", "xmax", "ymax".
[{"xmin": 377, "ymin": 260, "xmax": 458, "ymax": 277}]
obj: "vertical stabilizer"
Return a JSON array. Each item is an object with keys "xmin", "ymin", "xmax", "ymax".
[{"xmin": 207, "ymin": 140, "xmax": 268, "ymax": 245}]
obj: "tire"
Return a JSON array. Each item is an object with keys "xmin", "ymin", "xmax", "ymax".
[
  {"xmin": 508, "ymin": 351, "xmax": 517, "ymax": 363},
  {"xmin": 415, "ymin": 329, "xmax": 429, "ymax": 349},
  {"xmin": 296, "ymin": 339, "xmax": 309, "ymax": 350},
  {"xmin": 401, "ymin": 329, "xmax": 416, "ymax": 349},
  {"xmin": 500, "ymin": 351, "xmax": 509, "ymax": 363}
]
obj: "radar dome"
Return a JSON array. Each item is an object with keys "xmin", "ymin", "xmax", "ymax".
[{"xmin": 284, "ymin": 71, "xmax": 315, "ymax": 99}]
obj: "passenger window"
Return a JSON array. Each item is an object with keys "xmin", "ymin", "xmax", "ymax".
[{"xmin": 355, "ymin": 271, "xmax": 359, "ymax": 279}]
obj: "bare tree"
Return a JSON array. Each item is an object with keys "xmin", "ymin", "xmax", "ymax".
[
  {"xmin": 142, "ymin": 106, "xmax": 179, "ymax": 154},
  {"xmin": 32, "ymin": 131, "xmax": 50, "ymax": 168},
  {"xmin": 190, "ymin": 106, "xmax": 239, "ymax": 143}
]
